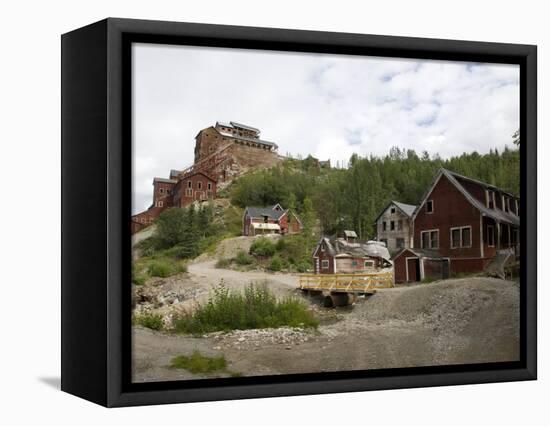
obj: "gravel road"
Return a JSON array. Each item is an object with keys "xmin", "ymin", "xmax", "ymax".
[{"xmin": 132, "ymin": 271, "xmax": 520, "ymax": 382}]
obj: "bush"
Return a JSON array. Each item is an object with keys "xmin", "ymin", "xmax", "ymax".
[
  {"xmin": 172, "ymin": 283, "xmax": 318, "ymax": 334},
  {"xmin": 170, "ymin": 351, "xmax": 228, "ymax": 374},
  {"xmin": 268, "ymin": 256, "xmax": 284, "ymax": 271},
  {"xmin": 147, "ymin": 259, "xmax": 185, "ymax": 278},
  {"xmin": 234, "ymin": 250, "xmax": 253, "ymax": 265},
  {"xmin": 132, "ymin": 267, "xmax": 147, "ymax": 285},
  {"xmin": 215, "ymin": 258, "xmax": 231, "ymax": 269},
  {"xmin": 133, "ymin": 312, "xmax": 163, "ymax": 331},
  {"xmin": 249, "ymin": 237, "xmax": 276, "ymax": 257},
  {"xmin": 295, "ymin": 261, "xmax": 311, "ymax": 273}
]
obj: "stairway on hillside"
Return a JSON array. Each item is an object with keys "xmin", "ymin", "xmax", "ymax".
[{"xmin": 485, "ymin": 249, "xmax": 514, "ymax": 279}]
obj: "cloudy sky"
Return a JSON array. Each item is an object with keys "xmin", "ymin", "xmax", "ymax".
[{"xmin": 132, "ymin": 42, "xmax": 519, "ymax": 213}]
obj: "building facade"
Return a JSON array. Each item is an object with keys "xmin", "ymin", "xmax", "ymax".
[
  {"xmin": 393, "ymin": 169, "xmax": 520, "ymax": 282},
  {"xmin": 243, "ymin": 204, "xmax": 302, "ymax": 236},
  {"xmin": 132, "ymin": 121, "xmax": 279, "ymax": 234},
  {"xmin": 375, "ymin": 201, "xmax": 417, "ymax": 253},
  {"xmin": 312, "ymin": 237, "xmax": 392, "ymax": 275}
]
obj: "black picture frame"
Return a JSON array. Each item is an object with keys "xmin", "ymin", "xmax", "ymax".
[{"xmin": 61, "ymin": 17, "xmax": 537, "ymax": 407}]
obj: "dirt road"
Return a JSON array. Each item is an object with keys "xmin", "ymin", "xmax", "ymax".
[{"xmin": 132, "ymin": 276, "xmax": 520, "ymax": 382}]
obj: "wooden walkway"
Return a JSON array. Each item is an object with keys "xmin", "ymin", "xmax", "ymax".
[{"xmin": 298, "ymin": 272, "xmax": 394, "ymax": 295}]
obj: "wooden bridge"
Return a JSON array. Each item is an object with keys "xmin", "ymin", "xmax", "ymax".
[{"xmin": 298, "ymin": 272, "xmax": 394, "ymax": 306}]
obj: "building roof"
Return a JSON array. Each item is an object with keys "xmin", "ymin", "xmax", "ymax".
[
  {"xmin": 393, "ymin": 201, "xmax": 417, "ymax": 217},
  {"xmin": 230, "ymin": 121, "xmax": 260, "ymax": 133},
  {"xmin": 415, "ymin": 169, "xmax": 520, "ymax": 226},
  {"xmin": 343, "ymin": 230, "xmax": 358, "ymax": 238},
  {"xmin": 391, "ymin": 247, "xmax": 445, "ymax": 260},
  {"xmin": 169, "ymin": 169, "xmax": 182, "ymax": 178},
  {"xmin": 245, "ymin": 205, "xmax": 287, "ymax": 220},
  {"xmin": 318, "ymin": 237, "xmax": 392, "ymax": 262},
  {"xmin": 153, "ymin": 177, "xmax": 177, "ymax": 184},
  {"xmin": 180, "ymin": 170, "xmax": 217, "ymax": 183},
  {"xmin": 374, "ymin": 200, "xmax": 418, "ymax": 223},
  {"xmin": 217, "ymin": 130, "xmax": 278, "ymax": 149}
]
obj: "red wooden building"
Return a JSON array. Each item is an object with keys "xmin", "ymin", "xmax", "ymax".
[
  {"xmin": 131, "ymin": 172, "xmax": 217, "ymax": 234},
  {"xmin": 393, "ymin": 169, "xmax": 520, "ymax": 282},
  {"xmin": 242, "ymin": 204, "xmax": 302, "ymax": 236},
  {"xmin": 312, "ymin": 236, "xmax": 392, "ymax": 275}
]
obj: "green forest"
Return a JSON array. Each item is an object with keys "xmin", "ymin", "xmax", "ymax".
[{"xmin": 229, "ymin": 144, "xmax": 520, "ymax": 240}]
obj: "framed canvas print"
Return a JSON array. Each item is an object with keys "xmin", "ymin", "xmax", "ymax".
[{"xmin": 61, "ymin": 18, "xmax": 537, "ymax": 407}]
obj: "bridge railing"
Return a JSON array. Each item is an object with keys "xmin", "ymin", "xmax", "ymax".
[{"xmin": 298, "ymin": 272, "xmax": 394, "ymax": 293}]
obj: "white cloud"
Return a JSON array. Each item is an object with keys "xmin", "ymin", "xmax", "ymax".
[{"xmin": 132, "ymin": 43, "xmax": 519, "ymax": 213}]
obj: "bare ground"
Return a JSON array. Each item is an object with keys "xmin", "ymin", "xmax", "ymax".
[{"xmin": 132, "ymin": 254, "xmax": 520, "ymax": 382}]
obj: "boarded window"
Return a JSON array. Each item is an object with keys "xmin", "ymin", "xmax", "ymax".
[
  {"xmin": 397, "ymin": 220, "xmax": 403, "ymax": 231},
  {"xmin": 421, "ymin": 230, "xmax": 439, "ymax": 249},
  {"xmin": 462, "ymin": 228, "xmax": 471, "ymax": 246},
  {"xmin": 451, "ymin": 229, "xmax": 461, "ymax": 248},
  {"xmin": 451, "ymin": 226, "xmax": 471, "ymax": 248},
  {"xmin": 426, "ymin": 200, "xmax": 434, "ymax": 213},
  {"xmin": 487, "ymin": 225, "xmax": 495, "ymax": 246}
]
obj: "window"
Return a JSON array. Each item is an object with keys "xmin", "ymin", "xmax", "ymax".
[
  {"xmin": 186, "ymin": 188, "xmax": 193, "ymax": 197},
  {"xmin": 450, "ymin": 226, "xmax": 472, "ymax": 248},
  {"xmin": 390, "ymin": 207, "xmax": 396, "ymax": 214},
  {"xmin": 421, "ymin": 230, "xmax": 439, "ymax": 249},
  {"xmin": 197, "ymin": 181, "xmax": 202, "ymax": 190},
  {"xmin": 396, "ymin": 238, "xmax": 405, "ymax": 249},
  {"xmin": 426, "ymin": 200, "xmax": 434, "ymax": 213},
  {"xmin": 187, "ymin": 181, "xmax": 192, "ymax": 188},
  {"xmin": 397, "ymin": 220, "xmax": 403, "ymax": 231},
  {"xmin": 382, "ymin": 221, "xmax": 387, "ymax": 231},
  {"xmin": 352, "ymin": 260, "xmax": 358, "ymax": 267},
  {"xmin": 515, "ymin": 199, "xmax": 520, "ymax": 216},
  {"xmin": 207, "ymin": 182, "xmax": 212, "ymax": 190},
  {"xmin": 159, "ymin": 188, "xmax": 164, "ymax": 194},
  {"xmin": 487, "ymin": 225, "xmax": 495, "ymax": 247},
  {"xmin": 505, "ymin": 197, "xmax": 511, "ymax": 213},
  {"xmin": 364, "ymin": 260, "xmax": 375, "ymax": 268},
  {"xmin": 487, "ymin": 190, "xmax": 495, "ymax": 209},
  {"xmin": 321, "ymin": 260, "xmax": 329, "ymax": 269},
  {"xmin": 390, "ymin": 221, "xmax": 395, "ymax": 231},
  {"xmin": 320, "ymin": 244, "xmax": 325, "ymax": 252},
  {"xmin": 380, "ymin": 239, "xmax": 387, "ymax": 247}
]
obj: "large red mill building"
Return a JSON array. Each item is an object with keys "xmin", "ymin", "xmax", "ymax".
[
  {"xmin": 392, "ymin": 169, "xmax": 520, "ymax": 282},
  {"xmin": 131, "ymin": 121, "xmax": 280, "ymax": 234}
]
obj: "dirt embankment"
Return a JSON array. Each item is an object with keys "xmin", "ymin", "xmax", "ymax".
[{"xmin": 133, "ymin": 274, "xmax": 520, "ymax": 383}]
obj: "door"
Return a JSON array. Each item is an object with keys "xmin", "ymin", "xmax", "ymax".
[{"xmin": 406, "ymin": 258, "xmax": 420, "ymax": 282}]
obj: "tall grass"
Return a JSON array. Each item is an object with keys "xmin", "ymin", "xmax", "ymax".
[{"xmin": 172, "ymin": 282, "xmax": 318, "ymax": 334}]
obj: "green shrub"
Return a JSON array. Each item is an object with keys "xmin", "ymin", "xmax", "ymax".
[
  {"xmin": 295, "ymin": 261, "xmax": 311, "ymax": 273},
  {"xmin": 170, "ymin": 351, "xmax": 227, "ymax": 374},
  {"xmin": 268, "ymin": 256, "xmax": 284, "ymax": 272},
  {"xmin": 172, "ymin": 282, "xmax": 318, "ymax": 334},
  {"xmin": 133, "ymin": 312, "xmax": 164, "ymax": 331},
  {"xmin": 132, "ymin": 268, "xmax": 147, "ymax": 285},
  {"xmin": 249, "ymin": 237, "xmax": 276, "ymax": 257},
  {"xmin": 215, "ymin": 258, "xmax": 231, "ymax": 269},
  {"xmin": 147, "ymin": 259, "xmax": 185, "ymax": 278},
  {"xmin": 234, "ymin": 250, "xmax": 253, "ymax": 265}
]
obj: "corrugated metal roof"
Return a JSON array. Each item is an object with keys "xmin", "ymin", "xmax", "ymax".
[
  {"xmin": 343, "ymin": 230, "xmax": 358, "ymax": 238},
  {"xmin": 230, "ymin": 121, "xmax": 260, "ymax": 133},
  {"xmin": 245, "ymin": 205, "xmax": 287, "ymax": 220},
  {"xmin": 319, "ymin": 237, "xmax": 391, "ymax": 261}
]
